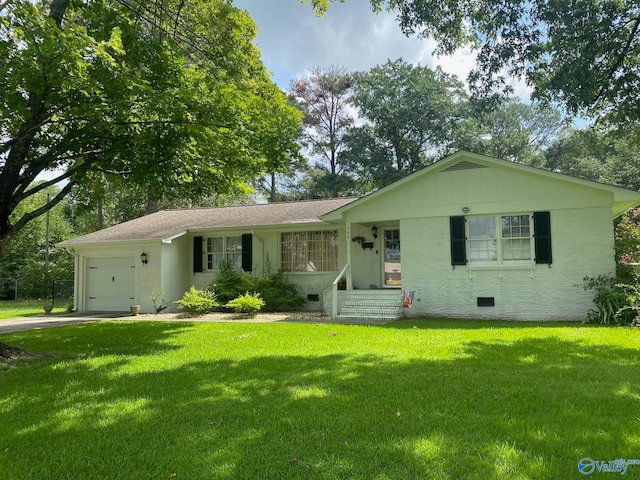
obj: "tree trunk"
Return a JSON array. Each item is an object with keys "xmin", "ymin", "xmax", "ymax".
[{"xmin": 270, "ymin": 172, "xmax": 277, "ymax": 202}]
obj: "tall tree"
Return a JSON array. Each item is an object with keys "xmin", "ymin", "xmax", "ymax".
[
  {"xmin": 369, "ymin": 0, "xmax": 640, "ymax": 126},
  {"xmin": 289, "ymin": 65, "xmax": 355, "ymax": 176},
  {"xmin": 546, "ymin": 127, "xmax": 640, "ymax": 191},
  {"xmin": 0, "ymin": 0, "xmax": 301, "ymax": 252},
  {"xmin": 342, "ymin": 59, "xmax": 467, "ymax": 189},
  {"xmin": 451, "ymin": 99, "xmax": 566, "ymax": 167}
]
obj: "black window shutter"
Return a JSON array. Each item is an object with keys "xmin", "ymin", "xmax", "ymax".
[
  {"xmin": 533, "ymin": 211, "xmax": 552, "ymax": 264},
  {"xmin": 450, "ymin": 216, "xmax": 467, "ymax": 266},
  {"xmin": 242, "ymin": 233, "xmax": 253, "ymax": 272},
  {"xmin": 193, "ymin": 236, "xmax": 203, "ymax": 273}
]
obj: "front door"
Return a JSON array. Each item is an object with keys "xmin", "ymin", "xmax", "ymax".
[{"xmin": 383, "ymin": 229, "xmax": 401, "ymax": 286}]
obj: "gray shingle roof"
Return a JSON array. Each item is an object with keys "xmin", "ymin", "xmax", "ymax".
[{"xmin": 59, "ymin": 197, "xmax": 357, "ymax": 246}]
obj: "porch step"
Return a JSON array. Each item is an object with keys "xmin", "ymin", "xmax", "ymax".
[{"xmin": 336, "ymin": 290, "xmax": 403, "ymax": 324}]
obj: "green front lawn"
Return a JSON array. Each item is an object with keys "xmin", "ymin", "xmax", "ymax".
[
  {"xmin": 1, "ymin": 320, "xmax": 639, "ymax": 479},
  {"xmin": 0, "ymin": 300, "xmax": 67, "ymax": 320}
]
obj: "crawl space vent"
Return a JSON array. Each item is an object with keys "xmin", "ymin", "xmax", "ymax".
[{"xmin": 477, "ymin": 297, "xmax": 495, "ymax": 307}]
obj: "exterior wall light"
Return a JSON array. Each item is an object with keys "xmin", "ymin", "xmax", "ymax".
[
  {"xmin": 372, "ymin": 225, "xmax": 378, "ymax": 239},
  {"xmin": 141, "ymin": 252, "xmax": 148, "ymax": 265},
  {"xmin": 462, "ymin": 206, "xmax": 470, "ymax": 213}
]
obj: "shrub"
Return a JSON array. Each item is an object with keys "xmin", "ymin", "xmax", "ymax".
[
  {"xmin": 174, "ymin": 286, "xmax": 218, "ymax": 316},
  {"xmin": 252, "ymin": 269, "xmax": 305, "ymax": 312},
  {"xmin": 582, "ymin": 275, "xmax": 638, "ymax": 325},
  {"xmin": 208, "ymin": 260, "xmax": 305, "ymax": 312},
  {"xmin": 150, "ymin": 289, "xmax": 167, "ymax": 313},
  {"xmin": 210, "ymin": 260, "xmax": 246, "ymax": 306},
  {"xmin": 225, "ymin": 292, "xmax": 265, "ymax": 315}
]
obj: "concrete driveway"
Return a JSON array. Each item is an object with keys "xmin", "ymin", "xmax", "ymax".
[
  {"xmin": 0, "ymin": 312, "xmax": 133, "ymax": 334},
  {"xmin": 0, "ymin": 311, "xmax": 329, "ymax": 334}
]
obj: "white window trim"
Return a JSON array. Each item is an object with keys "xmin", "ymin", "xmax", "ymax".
[{"xmin": 466, "ymin": 213, "xmax": 535, "ymax": 268}]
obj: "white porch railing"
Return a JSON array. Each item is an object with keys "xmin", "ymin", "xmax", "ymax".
[{"xmin": 332, "ymin": 263, "xmax": 350, "ymax": 320}]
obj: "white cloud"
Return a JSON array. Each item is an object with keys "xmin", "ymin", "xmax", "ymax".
[{"xmin": 235, "ymin": 0, "xmax": 532, "ymax": 99}]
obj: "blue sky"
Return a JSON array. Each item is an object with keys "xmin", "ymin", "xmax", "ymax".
[{"xmin": 234, "ymin": 0, "xmax": 530, "ymax": 98}]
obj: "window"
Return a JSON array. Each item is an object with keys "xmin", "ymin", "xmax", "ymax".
[
  {"xmin": 450, "ymin": 212, "xmax": 551, "ymax": 267},
  {"xmin": 207, "ymin": 236, "xmax": 242, "ymax": 270},
  {"xmin": 226, "ymin": 236, "xmax": 242, "ymax": 269},
  {"xmin": 468, "ymin": 217, "xmax": 497, "ymax": 261},
  {"xmin": 466, "ymin": 214, "xmax": 533, "ymax": 264},
  {"xmin": 281, "ymin": 230, "xmax": 339, "ymax": 272},
  {"xmin": 501, "ymin": 215, "xmax": 531, "ymax": 261}
]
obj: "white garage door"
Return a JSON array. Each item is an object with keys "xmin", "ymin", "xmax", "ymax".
[{"xmin": 86, "ymin": 257, "xmax": 136, "ymax": 311}]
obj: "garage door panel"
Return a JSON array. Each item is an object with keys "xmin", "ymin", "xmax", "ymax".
[{"xmin": 86, "ymin": 257, "xmax": 135, "ymax": 311}]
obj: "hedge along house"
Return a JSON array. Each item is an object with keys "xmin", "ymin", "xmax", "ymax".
[{"xmin": 59, "ymin": 151, "xmax": 640, "ymax": 322}]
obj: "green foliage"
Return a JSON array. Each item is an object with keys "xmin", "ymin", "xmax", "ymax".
[
  {"xmin": 174, "ymin": 286, "xmax": 218, "ymax": 316},
  {"xmin": 288, "ymin": 65, "xmax": 355, "ymax": 197},
  {"xmin": 344, "ymin": 59, "xmax": 467, "ymax": 189},
  {"xmin": 210, "ymin": 260, "xmax": 245, "ymax": 306},
  {"xmin": 372, "ymin": 0, "xmax": 640, "ymax": 127},
  {"xmin": 615, "ymin": 209, "xmax": 640, "ymax": 266},
  {"xmin": 0, "ymin": 184, "xmax": 74, "ymax": 299},
  {"xmin": 581, "ymin": 209, "xmax": 640, "ymax": 326},
  {"xmin": 250, "ymin": 269, "xmax": 306, "ymax": 312},
  {"xmin": 225, "ymin": 292, "xmax": 265, "ymax": 315},
  {"xmin": 545, "ymin": 127, "xmax": 640, "ymax": 191},
  {"xmin": 150, "ymin": 289, "xmax": 167, "ymax": 314},
  {"xmin": 582, "ymin": 275, "xmax": 639, "ymax": 326},
  {"xmin": 0, "ymin": 0, "xmax": 301, "ymax": 252},
  {"xmin": 209, "ymin": 260, "xmax": 305, "ymax": 312}
]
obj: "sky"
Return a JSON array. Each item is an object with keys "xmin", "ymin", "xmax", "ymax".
[{"xmin": 233, "ymin": 0, "xmax": 531, "ymax": 99}]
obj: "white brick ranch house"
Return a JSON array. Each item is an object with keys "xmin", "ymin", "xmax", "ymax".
[{"xmin": 59, "ymin": 151, "xmax": 640, "ymax": 322}]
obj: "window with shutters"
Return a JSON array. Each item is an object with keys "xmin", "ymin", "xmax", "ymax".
[
  {"xmin": 281, "ymin": 230, "xmax": 339, "ymax": 272},
  {"xmin": 452, "ymin": 212, "xmax": 549, "ymax": 266}
]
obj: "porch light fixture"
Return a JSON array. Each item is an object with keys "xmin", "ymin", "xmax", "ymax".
[
  {"xmin": 371, "ymin": 225, "xmax": 378, "ymax": 239},
  {"xmin": 140, "ymin": 252, "xmax": 148, "ymax": 265},
  {"xmin": 462, "ymin": 206, "xmax": 470, "ymax": 213}
]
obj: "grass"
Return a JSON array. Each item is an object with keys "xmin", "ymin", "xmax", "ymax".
[
  {"xmin": 1, "ymin": 319, "xmax": 639, "ymax": 479},
  {"xmin": 0, "ymin": 300, "xmax": 69, "ymax": 320}
]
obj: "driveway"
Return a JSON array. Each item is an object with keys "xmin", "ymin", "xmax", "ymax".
[
  {"xmin": 0, "ymin": 312, "xmax": 133, "ymax": 334},
  {"xmin": 0, "ymin": 311, "xmax": 329, "ymax": 334}
]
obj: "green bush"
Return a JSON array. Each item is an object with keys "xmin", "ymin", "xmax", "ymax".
[
  {"xmin": 251, "ymin": 269, "xmax": 305, "ymax": 312},
  {"xmin": 225, "ymin": 292, "xmax": 265, "ymax": 315},
  {"xmin": 174, "ymin": 286, "xmax": 218, "ymax": 316},
  {"xmin": 209, "ymin": 262, "xmax": 305, "ymax": 312},
  {"xmin": 210, "ymin": 260, "xmax": 246, "ymax": 306},
  {"xmin": 582, "ymin": 275, "xmax": 639, "ymax": 325}
]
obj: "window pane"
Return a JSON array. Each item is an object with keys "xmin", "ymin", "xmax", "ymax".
[
  {"xmin": 281, "ymin": 230, "xmax": 339, "ymax": 272},
  {"xmin": 226, "ymin": 236, "xmax": 242, "ymax": 270},
  {"xmin": 468, "ymin": 217, "xmax": 497, "ymax": 262},
  {"xmin": 501, "ymin": 215, "xmax": 532, "ymax": 261},
  {"xmin": 207, "ymin": 237, "xmax": 223, "ymax": 270}
]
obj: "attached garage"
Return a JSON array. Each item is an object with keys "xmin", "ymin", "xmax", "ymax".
[{"xmin": 85, "ymin": 257, "xmax": 136, "ymax": 311}]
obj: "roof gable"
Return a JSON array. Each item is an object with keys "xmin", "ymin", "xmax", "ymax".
[{"xmin": 322, "ymin": 151, "xmax": 640, "ymax": 221}]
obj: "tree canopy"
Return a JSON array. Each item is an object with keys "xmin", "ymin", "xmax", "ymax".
[
  {"xmin": 0, "ymin": 0, "xmax": 301, "ymax": 251},
  {"xmin": 368, "ymin": 0, "xmax": 640, "ymax": 126},
  {"xmin": 343, "ymin": 59, "xmax": 467, "ymax": 189}
]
